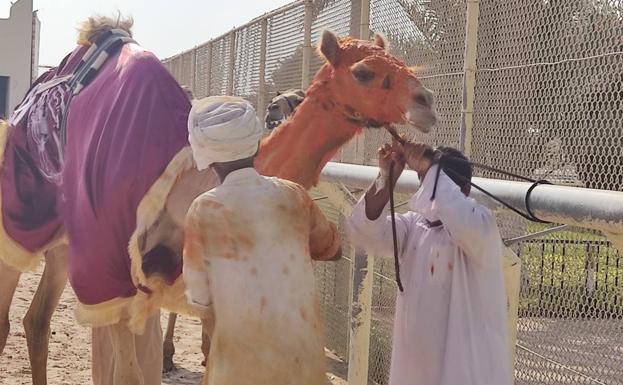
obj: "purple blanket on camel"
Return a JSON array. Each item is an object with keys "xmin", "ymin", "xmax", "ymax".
[{"xmin": 1, "ymin": 43, "xmax": 190, "ymax": 312}]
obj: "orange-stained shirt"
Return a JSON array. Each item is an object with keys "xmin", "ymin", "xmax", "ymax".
[{"xmin": 182, "ymin": 167, "xmax": 340, "ymax": 385}]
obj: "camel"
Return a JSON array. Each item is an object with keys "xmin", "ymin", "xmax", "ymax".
[
  {"xmin": 163, "ymin": 89, "xmax": 307, "ymax": 372},
  {"xmin": 264, "ymin": 89, "xmax": 306, "ymax": 131},
  {"xmin": 0, "ymin": 15, "xmax": 436, "ymax": 384}
]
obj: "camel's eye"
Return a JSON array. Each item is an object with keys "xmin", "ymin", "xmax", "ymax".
[{"xmin": 351, "ymin": 63, "xmax": 375, "ymax": 84}]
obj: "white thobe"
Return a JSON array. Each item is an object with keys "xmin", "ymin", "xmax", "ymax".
[
  {"xmin": 349, "ymin": 165, "xmax": 512, "ymax": 385},
  {"xmin": 182, "ymin": 168, "xmax": 341, "ymax": 385}
]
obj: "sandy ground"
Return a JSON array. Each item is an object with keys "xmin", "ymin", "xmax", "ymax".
[{"xmin": 0, "ymin": 266, "xmax": 348, "ymax": 385}]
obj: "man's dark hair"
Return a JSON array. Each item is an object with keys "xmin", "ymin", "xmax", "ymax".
[{"xmin": 437, "ymin": 146, "xmax": 472, "ymax": 189}]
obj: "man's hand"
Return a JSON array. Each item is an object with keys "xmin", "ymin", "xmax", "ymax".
[
  {"xmin": 364, "ymin": 139, "xmax": 405, "ymax": 220},
  {"xmin": 400, "ymin": 140, "xmax": 433, "ymax": 178},
  {"xmin": 378, "ymin": 138, "xmax": 406, "ymax": 187}
]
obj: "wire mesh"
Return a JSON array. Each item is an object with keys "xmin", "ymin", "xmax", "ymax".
[
  {"xmin": 308, "ymin": 0, "xmax": 354, "ymax": 84},
  {"xmin": 472, "ymin": 0, "xmax": 623, "ymax": 192},
  {"xmin": 311, "ymin": 189, "xmax": 354, "ymax": 361},
  {"xmin": 161, "ymin": 1, "xmax": 623, "ymax": 384},
  {"xmin": 194, "ymin": 42, "xmax": 212, "ymax": 98},
  {"xmin": 233, "ymin": 22, "xmax": 262, "ymax": 108},
  {"xmin": 512, "ymin": 227, "xmax": 623, "ymax": 385},
  {"xmin": 264, "ymin": 3, "xmax": 306, "ymax": 111},
  {"xmin": 209, "ymin": 35, "xmax": 232, "ymax": 96},
  {"xmin": 471, "ymin": 2, "xmax": 623, "ymax": 384},
  {"xmin": 364, "ymin": 0, "xmax": 467, "ymax": 166}
]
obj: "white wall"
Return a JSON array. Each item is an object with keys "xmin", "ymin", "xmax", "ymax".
[{"xmin": 0, "ymin": 0, "xmax": 36, "ymax": 116}]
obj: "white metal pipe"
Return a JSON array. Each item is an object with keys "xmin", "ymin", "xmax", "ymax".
[
  {"xmin": 459, "ymin": 0, "xmax": 480, "ymax": 156},
  {"xmin": 503, "ymin": 225, "xmax": 570, "ymax": 246},
  {"xmin": 320, "ymin": 162, "xmax": 623, "ymax": 235}
]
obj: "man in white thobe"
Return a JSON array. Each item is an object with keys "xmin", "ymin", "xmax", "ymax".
[{"xmin": 349, "ymin": 140, "xmax": 512, "ymax": 385}]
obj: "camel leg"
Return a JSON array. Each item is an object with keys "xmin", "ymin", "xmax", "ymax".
[
  {"xmin": 23, "ymin": 245, "xmax": 68, "ymax": 385},
  {"xmin": 162, "ymin": 312, "xmax": 177, "ymax": 372},
  {"xmin": 200, "ymin": 314, "xmax": 214, "ymax": 367},
  {"xmin": 0, "ymin": 260, "xmax": 21, "ymax": 355},
  {"xmin": 109, "ymin": 321, "xmax": 145, "ymax": 385}
]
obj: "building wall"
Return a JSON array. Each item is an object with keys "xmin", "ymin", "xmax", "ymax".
[{"xmin": 0, "ymin": 0, "xmax": 37, "ymax": 117}]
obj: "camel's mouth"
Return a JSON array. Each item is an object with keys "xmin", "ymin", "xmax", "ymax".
[
  {"xmin": 265, "ymin": 116, "xmax": 285, "ymax": 131},
  {"xmin": 405, "ymin": 107, "xmax": 437, "ymax": 134},
  {"xmin": 406, "ymin": 120, "xmax": 433, "ymax": 134}
]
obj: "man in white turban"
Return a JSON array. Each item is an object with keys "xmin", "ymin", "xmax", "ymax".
[{"xmin": 183, "ymin": 96, "xmax": 342, "ymax": 385}]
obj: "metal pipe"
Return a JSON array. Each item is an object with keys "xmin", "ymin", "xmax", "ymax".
[
  {"xmin": 503, "ymin": 225, "xmax": 570, "ymax": 246},
  {"xmin": 459, "ymin": 0, "xmax": 480, "ymax": 156},
  {"xmin": 301, "ymin": 0, "xmax": 313, "ymax": 89},
  {"xmin": 320, "ymin": 162, "xmax": 623, "ymax": 235}
]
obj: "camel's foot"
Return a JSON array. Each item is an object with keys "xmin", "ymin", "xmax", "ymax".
[
  {"xmin": 0, "ymin": 316, "xmax": 9, "ymax": 355},
  {"xmin": 162, "ymin": 355, "xmax": 175, "ymax": 373}
]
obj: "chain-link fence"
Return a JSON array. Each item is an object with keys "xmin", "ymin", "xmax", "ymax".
[{"xmin": 162, "ymin": 1, "xmax": 623, "ymax": 384}]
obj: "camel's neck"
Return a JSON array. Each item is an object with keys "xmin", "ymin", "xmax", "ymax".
[{"xmin": 255, "ymin": 94, "xmax": 360, "ymax": 189}]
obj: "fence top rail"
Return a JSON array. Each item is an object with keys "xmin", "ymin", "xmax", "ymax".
[
  {"xmin": 320, "ymin": 162, "xmax": 623, "ymax": 236},
  {"xmin": 161, "ymin": 0, "xmax": 304, "ymax": 62}
]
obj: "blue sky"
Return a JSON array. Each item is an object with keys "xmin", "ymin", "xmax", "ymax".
[{"xmin": 1, "ymin": 0, "xmax": 292, "ymax": 66}]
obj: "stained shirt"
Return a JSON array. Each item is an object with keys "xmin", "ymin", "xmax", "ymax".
[
  {"xmin": 183, "ymin": 167, "xmax": 340, "ymax": 385},
  {"xmin": 349, "ymin": 165, "xmax": 512, "ymax": 385}
]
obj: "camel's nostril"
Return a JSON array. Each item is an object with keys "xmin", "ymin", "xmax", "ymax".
[
  {"xmin": 414, "ymin": 94, "xmax": 429, "ymax": 107},
  {"xmin": 413, "ymin": 88, "xmax": 434, "ymax": 108}
]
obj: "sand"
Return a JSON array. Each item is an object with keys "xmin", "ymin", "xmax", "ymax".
[{"xmin": 0, "ymin": 265, "xmax": 347, "ymax": 385}]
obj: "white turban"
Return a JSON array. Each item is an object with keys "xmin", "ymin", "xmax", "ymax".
[{"xmin": 188, "ymin": 96, "xmax": 264, "ymax": 170}]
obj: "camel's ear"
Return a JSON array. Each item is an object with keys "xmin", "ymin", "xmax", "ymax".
[
  {"xmin": 276, "ymin": 91, "xmax": 281, "ymax": 96},
  {"xmin": 318, "ymin": 30, "xmax": 340, "ymax": 66},
  {"xmin": 373, "ymin": 33, "xmax": 388, "ymax": 50}
]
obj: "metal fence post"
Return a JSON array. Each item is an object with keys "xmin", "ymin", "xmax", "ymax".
[
  {"xmin": 353, "ymin": 0, "xmax": 370, "ymax": 164},
  {"xmin": 459, "ymin": 0, "xmax": 480, "ymax": 157},
  {"xmin": 228, "ymin": 31, "xmax": 236, "ymax": 95},
  {"xmin": 258, "ymin": 18, "xmax": 268, "ymax": 111},
  {"xmin": 206, "ymin": 41, "xmax": 213, "ymax": 96},
  {"xmin": 359, "ymin": 0, "xmax": 370, "ymax": 40},
  {"xmin": 319, "ymin": 179, "xmax": 374, "ymax": 385},
  {"xmin": 191, "ymin": 47, "xmax": 197, "ymax": 95},
  {"xmin": 302, "ymin": 0, "xmax": 313, "ymax": 89}
]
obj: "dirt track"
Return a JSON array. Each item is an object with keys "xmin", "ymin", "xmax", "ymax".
[{"xmin": 1, "ymin": 266, "xmax": 348, "ymax": 384}]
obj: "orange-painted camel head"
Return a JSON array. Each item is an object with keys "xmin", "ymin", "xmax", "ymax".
[
  {"xmin": 256, "ymin": 30, "xmax": 437, "ymax": 188},
  {"xmin": 315, "ymin": 30, "xmax": 436, "ymax": 131}
]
